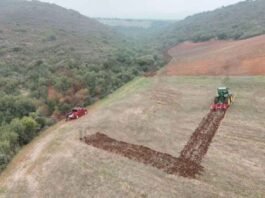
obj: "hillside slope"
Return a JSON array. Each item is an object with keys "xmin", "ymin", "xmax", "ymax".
[
  {"xmin": 0, "ymin": 0, "xmax": 119, "ymax": 108},
  {"xmin": 0, "ymin": 0, "xmax": 165, "ymax": 174},
  {"xmin": 0, "ymin": 0, "xmax": 163, "ymax": 109},
  {"xmin": 159, "ymin": 0, "xmax": 265, "ymax": 46},
  {"xmin": 163, "ymin": 35, "xmax": 265, "ymax": 75},
  {"xmin": 0, "ymin": 0, "xmax": 117, "ymax": 64},
  {"xmin": 0, "ymin": 39, "xmax": 264, "ymax": 197}
]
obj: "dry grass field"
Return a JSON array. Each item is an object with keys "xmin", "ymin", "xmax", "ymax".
[{"xmin": 0, "ymin": 37, "xmax": 265, "ymax": 197}]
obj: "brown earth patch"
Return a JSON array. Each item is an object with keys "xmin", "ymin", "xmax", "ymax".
[
  {"xmin": 83, "ymin": 110, "xmax": 226, "ymax": 178},
  {"xmin": 163, "ymin": 35, "xmax": 265, "ymax": 75}
]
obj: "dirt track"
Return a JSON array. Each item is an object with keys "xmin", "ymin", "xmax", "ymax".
[{"xmin": 84, "ymin": 110, "xmax": 226, "ymax": 178}]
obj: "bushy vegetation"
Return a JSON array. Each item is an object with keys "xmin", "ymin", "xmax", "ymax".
[{"xmin": 0, "ymin": 95, "xmax": 51, "ymax": 171}]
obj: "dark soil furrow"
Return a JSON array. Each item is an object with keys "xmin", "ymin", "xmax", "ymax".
[
  {"xmin": 84, "ymin": 132, "xmax": 203, "ymax": 178},
  {"xmin": 180, "ymin": 111, "xmax": 225, "ymax": 164},
  {"xmin": 83, "ymin": 110, "xmax": 226, "ymax": 178}
]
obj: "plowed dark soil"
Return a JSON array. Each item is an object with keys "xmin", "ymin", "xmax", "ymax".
[
  {"xmin": 84, "ymin": 110, "xmax": 226, "ymax": 178},
  {"xmin": 180, "ymin": 111, "xmax": 226, "ymax": 164}
]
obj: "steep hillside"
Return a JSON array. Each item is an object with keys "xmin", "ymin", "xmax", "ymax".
[
  {"xmin": 0, "ymin": 0, "xmax": 119, "ymax": 108},
  {"xmin": 0, "ymin": 0, "xmax": 165, "ymax": 172},
  {"xmin": 0, "ymin": 0, "xmax": 163, "ymax": 107},
  {"xmin": 0, "ymin": 0, "xmax": 117, "ymax": 64},
  {"xmin": 159, "ymin": 0, "xmax": 265, "ymax": 47},
  {"xmin": 0, "ymin": 75, "xmax": 264, "ymax": 197},
  {"xmin": 0, "ymin": 0, "xmax": 112, "ymax": 36}
]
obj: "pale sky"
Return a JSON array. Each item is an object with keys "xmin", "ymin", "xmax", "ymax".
[{"xmin": 40, "ymin": 0, "xmax": 244, "ymax": 20}]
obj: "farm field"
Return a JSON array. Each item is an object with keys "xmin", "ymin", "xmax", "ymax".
[
  {"xmin": 0, "ymin": 37, "xmax": 265, "ymax": 197},
  {"xmin": 163, "ymin": 35, "xmax": 265, "ymax": 75}
]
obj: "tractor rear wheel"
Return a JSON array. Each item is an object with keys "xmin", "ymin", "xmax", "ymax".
[
  {"xmin": 224, "ymin": 97, "xmax": 229, "ymax": 104},
  {"xmin": 214, "ymin": 97, "xmax": 218, "ymax": 104}
]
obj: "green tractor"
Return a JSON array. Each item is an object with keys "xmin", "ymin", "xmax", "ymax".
[{"xmin": 211, "ymin": 87, "xmax": 234, "ymax": 110}]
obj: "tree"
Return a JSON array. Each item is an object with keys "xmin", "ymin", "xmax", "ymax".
[
  {"xmin": 0, "ymin": 124, "xmax": 18, "ymax": 153},
  {"xmin": 55, "ymin": 77, "xmax": 72, "ymax": 92},
  {"xmin": 0, "ymin": 96, "xmax": 36, "ymax": 123},
  {"xmin": 19, "ymin": 117, "xmax": 38, "ymax": 145},
  {"xmin": 136, "ymin": 55, "xmax": 155, "ymax": 66},
  {"xmin": 0, "ymin": 124, "xmax": 19, "ymax": 170},
  {"xmin": 217, "ymin": 33, "xmax": 228, "ymax": 40},
  {"xmin": 0, "ymin": 141, "xmax": 10, "ymax": 169}
]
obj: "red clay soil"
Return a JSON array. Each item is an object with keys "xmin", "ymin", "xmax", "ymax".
[
  {"xmin": 83, "ymin": 110, "xmax": 226, "ymax": 178},
  {"xmin": 164, "ymin": 35, "xmax": 265, "ymax": 75}
]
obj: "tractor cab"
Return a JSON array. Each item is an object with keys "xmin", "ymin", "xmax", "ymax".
[
  {"xmin": 216, "ymin": 87, "xmax": 230, "ymax": 103},
  {"xmin": 217, "ymin": 87, "xmax": 229, "ymax": 96}
]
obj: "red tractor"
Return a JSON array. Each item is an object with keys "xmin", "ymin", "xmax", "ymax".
[{"xmin": 66, "ymin": 107, "xmax": 87, "ymax": 121}]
